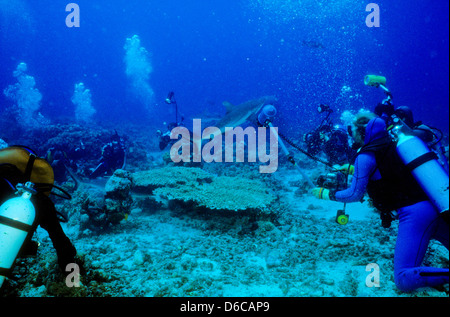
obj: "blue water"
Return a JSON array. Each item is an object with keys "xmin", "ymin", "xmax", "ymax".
[{"xmin": 1, "ymin": 0, "xmax": 448, "ymax": 135}]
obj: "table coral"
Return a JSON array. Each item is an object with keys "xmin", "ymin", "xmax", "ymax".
[
  {"xmin": 131, "ymin": 166, "xmax": 213, "ymax": 194},
  {"xmin": 154, "ymin": 174, "xmax": 275, "ymax": 212}
]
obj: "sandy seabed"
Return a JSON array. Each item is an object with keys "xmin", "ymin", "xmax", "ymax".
[{"xmin": 6, "ymin": 164, "xmax": 448, "ymax": 299}]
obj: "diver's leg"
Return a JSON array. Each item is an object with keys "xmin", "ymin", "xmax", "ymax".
[
  {"xmin": 394, "ymin": 201, "xmax": 449, "ymax": 292},
  {"xmin": 34, "ymin": 195, "xmax": 77, "ymax": 269},
  {"xmin": 432, "ymin": 215, "xmax": 449, "ymax": 250},
  {"xmin": 89, "ymin": 162, "xmax": 106, "ymax": 179}
]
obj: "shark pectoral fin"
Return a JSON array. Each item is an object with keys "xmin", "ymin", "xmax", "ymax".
[{"xmin": 222, "ymin": 101, "xmax": 234, "ymax": 114}]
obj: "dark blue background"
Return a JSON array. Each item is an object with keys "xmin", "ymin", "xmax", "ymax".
[{"xmin": 1, "ymin": 0, "xmax": 448, "ymax": 135}]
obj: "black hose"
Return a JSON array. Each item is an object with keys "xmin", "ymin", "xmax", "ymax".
[{"xmin": 278, "ymin": 132, "xmax": 334, "ymax": 168}]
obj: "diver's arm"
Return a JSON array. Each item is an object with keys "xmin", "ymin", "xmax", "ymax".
[{"xmin": 333, "ymin": 152, "xmax": 377, "ymax": 203}]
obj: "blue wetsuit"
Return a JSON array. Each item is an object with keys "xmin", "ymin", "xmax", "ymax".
[{"xmin": 334, "ymin": 118, "xmax": 449, "ymax": 292}]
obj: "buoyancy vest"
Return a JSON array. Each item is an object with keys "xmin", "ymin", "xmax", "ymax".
[
  {"xmin": 0, "ymin": 146, "xmax": 54, "ymax": 198},
  {"xmin": 359, "ymin": 136, "xmax": 429, "ymax": 212}
]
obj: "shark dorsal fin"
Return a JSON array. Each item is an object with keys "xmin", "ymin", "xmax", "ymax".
[{"xmin": 222, "ymin": 101, "xmax": 234, "ymax": 114}]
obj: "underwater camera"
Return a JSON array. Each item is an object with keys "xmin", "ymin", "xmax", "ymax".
[
  {"xmin": 165, "ymin": 91, "xmax": 175, "ymax": 104},
  {"xmin": 317, "ymin": 104, "xmax": 332, "ymax": 113},
  {"xmin": 316, "ymin": 171, "xmax": 350, "ymax": 226},
  {"xmin": 316, "ymin": 172, "xmax": 347, "ymax": 191}
]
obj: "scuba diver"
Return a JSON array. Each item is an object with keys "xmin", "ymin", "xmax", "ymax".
[
  {"xmin": 311, "ymin": 114, "xmax": 449, "ymax": 292},
  {"xmin": 393, "ymin": 106, "xmax": 434, "ymax": 142},
  {"xmin": 303, "ymin": 104, "xmax": 354, "ymax": 166},
  {"xmin": 157, "ymin": 122, "xmax": 183, "ymax": 151},
  {"xmin": 157, "ymin": 91, "xmax": 185, "ymax": 151},
  {"xmin": 367, "ymin": 72, "xmax": 449, "ymax": 179},
  {"xmin": 371, "ymin": 76, "xmax": 449, "ymax": 173},
  {"xmin": 89, "ymin": 131, "xmax": 126, "ymax": 179},
  {"xmin": 376, "ymin": 104, "xmax": 436, "ymax": 144},
  {"xmin": 46, "ymin": 146, "xmax": 78, "ymax": 184},
  {"xmin": 0, "ymin": 146, "xmax": 77, "ymax": 287}
]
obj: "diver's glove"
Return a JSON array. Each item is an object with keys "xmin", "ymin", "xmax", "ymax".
[
  {"xmin": 311, "ymin": 187, "xmax": 336, "ymax": 201},
  {"xmin": 333, "ymin": 164, "xmax": 354, "ymax": 175}
]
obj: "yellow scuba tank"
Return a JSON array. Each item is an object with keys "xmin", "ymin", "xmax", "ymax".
[{"xmin": 0, "ymin": 182, "xmax": 36, "ymax": 288}]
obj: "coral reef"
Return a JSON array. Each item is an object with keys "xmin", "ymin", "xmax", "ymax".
[
  {"xmin": 104, "ymin": 169, "xmax": 133, "ymax": 224},
  {"xmin": 2, "ymin": 204, "xmax": 447, "ymax": 298},
  {"xmin": 155, "ymin": 175, "xmax": 275, "ymax": 212},
  {"xmin": 0, "ymin": 120, "xmax": 447, "ymax": 298},
  {"xmin": 131, "ymin": 166, "xmax": 275, "ymax": 213},
  {"xmin": 131, "ymin": 166, "xmax": 213, "ymax": 194},
  {"xmin": 77, "ymin": 169, "xmax": 133, "ymax": 233},
  {"xmin": 0, "ymin": 122, "xmax": 154, "ymax": 177}
]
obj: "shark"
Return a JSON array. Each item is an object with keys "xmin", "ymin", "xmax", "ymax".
[
  {"xmin": 168, "ymin": 95, "xmax": 278, "ymax": 161},
  {"xmin": 213, "ymin": 95, "xmax": 278, "ymax": 135}
]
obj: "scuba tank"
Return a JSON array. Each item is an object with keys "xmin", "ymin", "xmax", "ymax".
[
  {"xmin": 0, "ymin": 182, "xmax": 36, "ymax": 288},
  {"xmin": 365, "ymin": 74, "xmax": 449, "ymax": 214},
  {"xmin": 391, "ymin": 120, "xmax": 449, "ymax": 214}
]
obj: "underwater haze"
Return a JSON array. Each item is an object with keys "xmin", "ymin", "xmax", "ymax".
[
  {"xmin": 1, "ymin": 0, "xmax": 448, "ymax": 133},
  {"xmin": 0, "ymin": 0, "xmax": 449, "ymax": 300}
]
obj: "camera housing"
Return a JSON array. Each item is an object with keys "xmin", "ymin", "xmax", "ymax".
[
  {"xmin": 316, "ymin": 172, "xmax": 347, "ymax": 191},
  {"xmin": 317, "ymin": 104, "xmax": 332, "ymax": 113}
]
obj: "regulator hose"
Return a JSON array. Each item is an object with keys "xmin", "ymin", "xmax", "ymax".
[{"xmin": 278, "ymin": 132, "xmax": 334, "ymax": 168}]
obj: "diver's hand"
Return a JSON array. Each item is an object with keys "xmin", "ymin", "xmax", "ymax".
[
  {"xmin": 333, "ymin": 164, "xmax": 354, "ymax": 175},
  {"xmin": 312, "ymin": 187, "xmax": 331, "ymax": 200}
]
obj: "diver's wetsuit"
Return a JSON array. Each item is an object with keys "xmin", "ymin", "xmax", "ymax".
[
  {"xmin": 89, "ymin": 141, "xmax": 125, "ymax": 179},
  {"xmin": 334, "ymin": 118, "xmax": 449, "ymax": 292}
]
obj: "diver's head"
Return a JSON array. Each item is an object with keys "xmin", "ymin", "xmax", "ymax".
[
  {"xmin": 333, "ymin": 124, "xmax": 348, "ymax": 136},
  {"xmin": 317, "ymin": 104, "xmax": 332, "ymax": 113},
  {"xmin": 394, "ymin": 106, "xmax": 414, "ymax": 128},
  {"xmin": 374, "ymin": 103, "xmax": 395, "ymax": 118},
  {"xmin": 111, "ymin": 130, "xmax": 121, "ymax": 143},
  {"xmin": 363, "ymin": 117, "xmax": 388, "ymax": 144},
  {"xmin": 350, "ymin": 111, "xmax": 376, "ymax": 148}
]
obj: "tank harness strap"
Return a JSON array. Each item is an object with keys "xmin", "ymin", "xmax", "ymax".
[
  {"xmin": 0, "ymin": 215, "xmax": 33, "ymax": 232},
  {"xmin": 0, "ymin": 267, "xmax": 12, "ymax": 278},
  {"xmin": 405, "ymin": 152, "xmax": 438, "ymax": 172},
  {"xmin": 24, "ymin": 152, "xmax": 37, "ymax": 181},
  {"xmin": 419, "ymin": 271, "xmax": 450, "ymax": 277}
]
